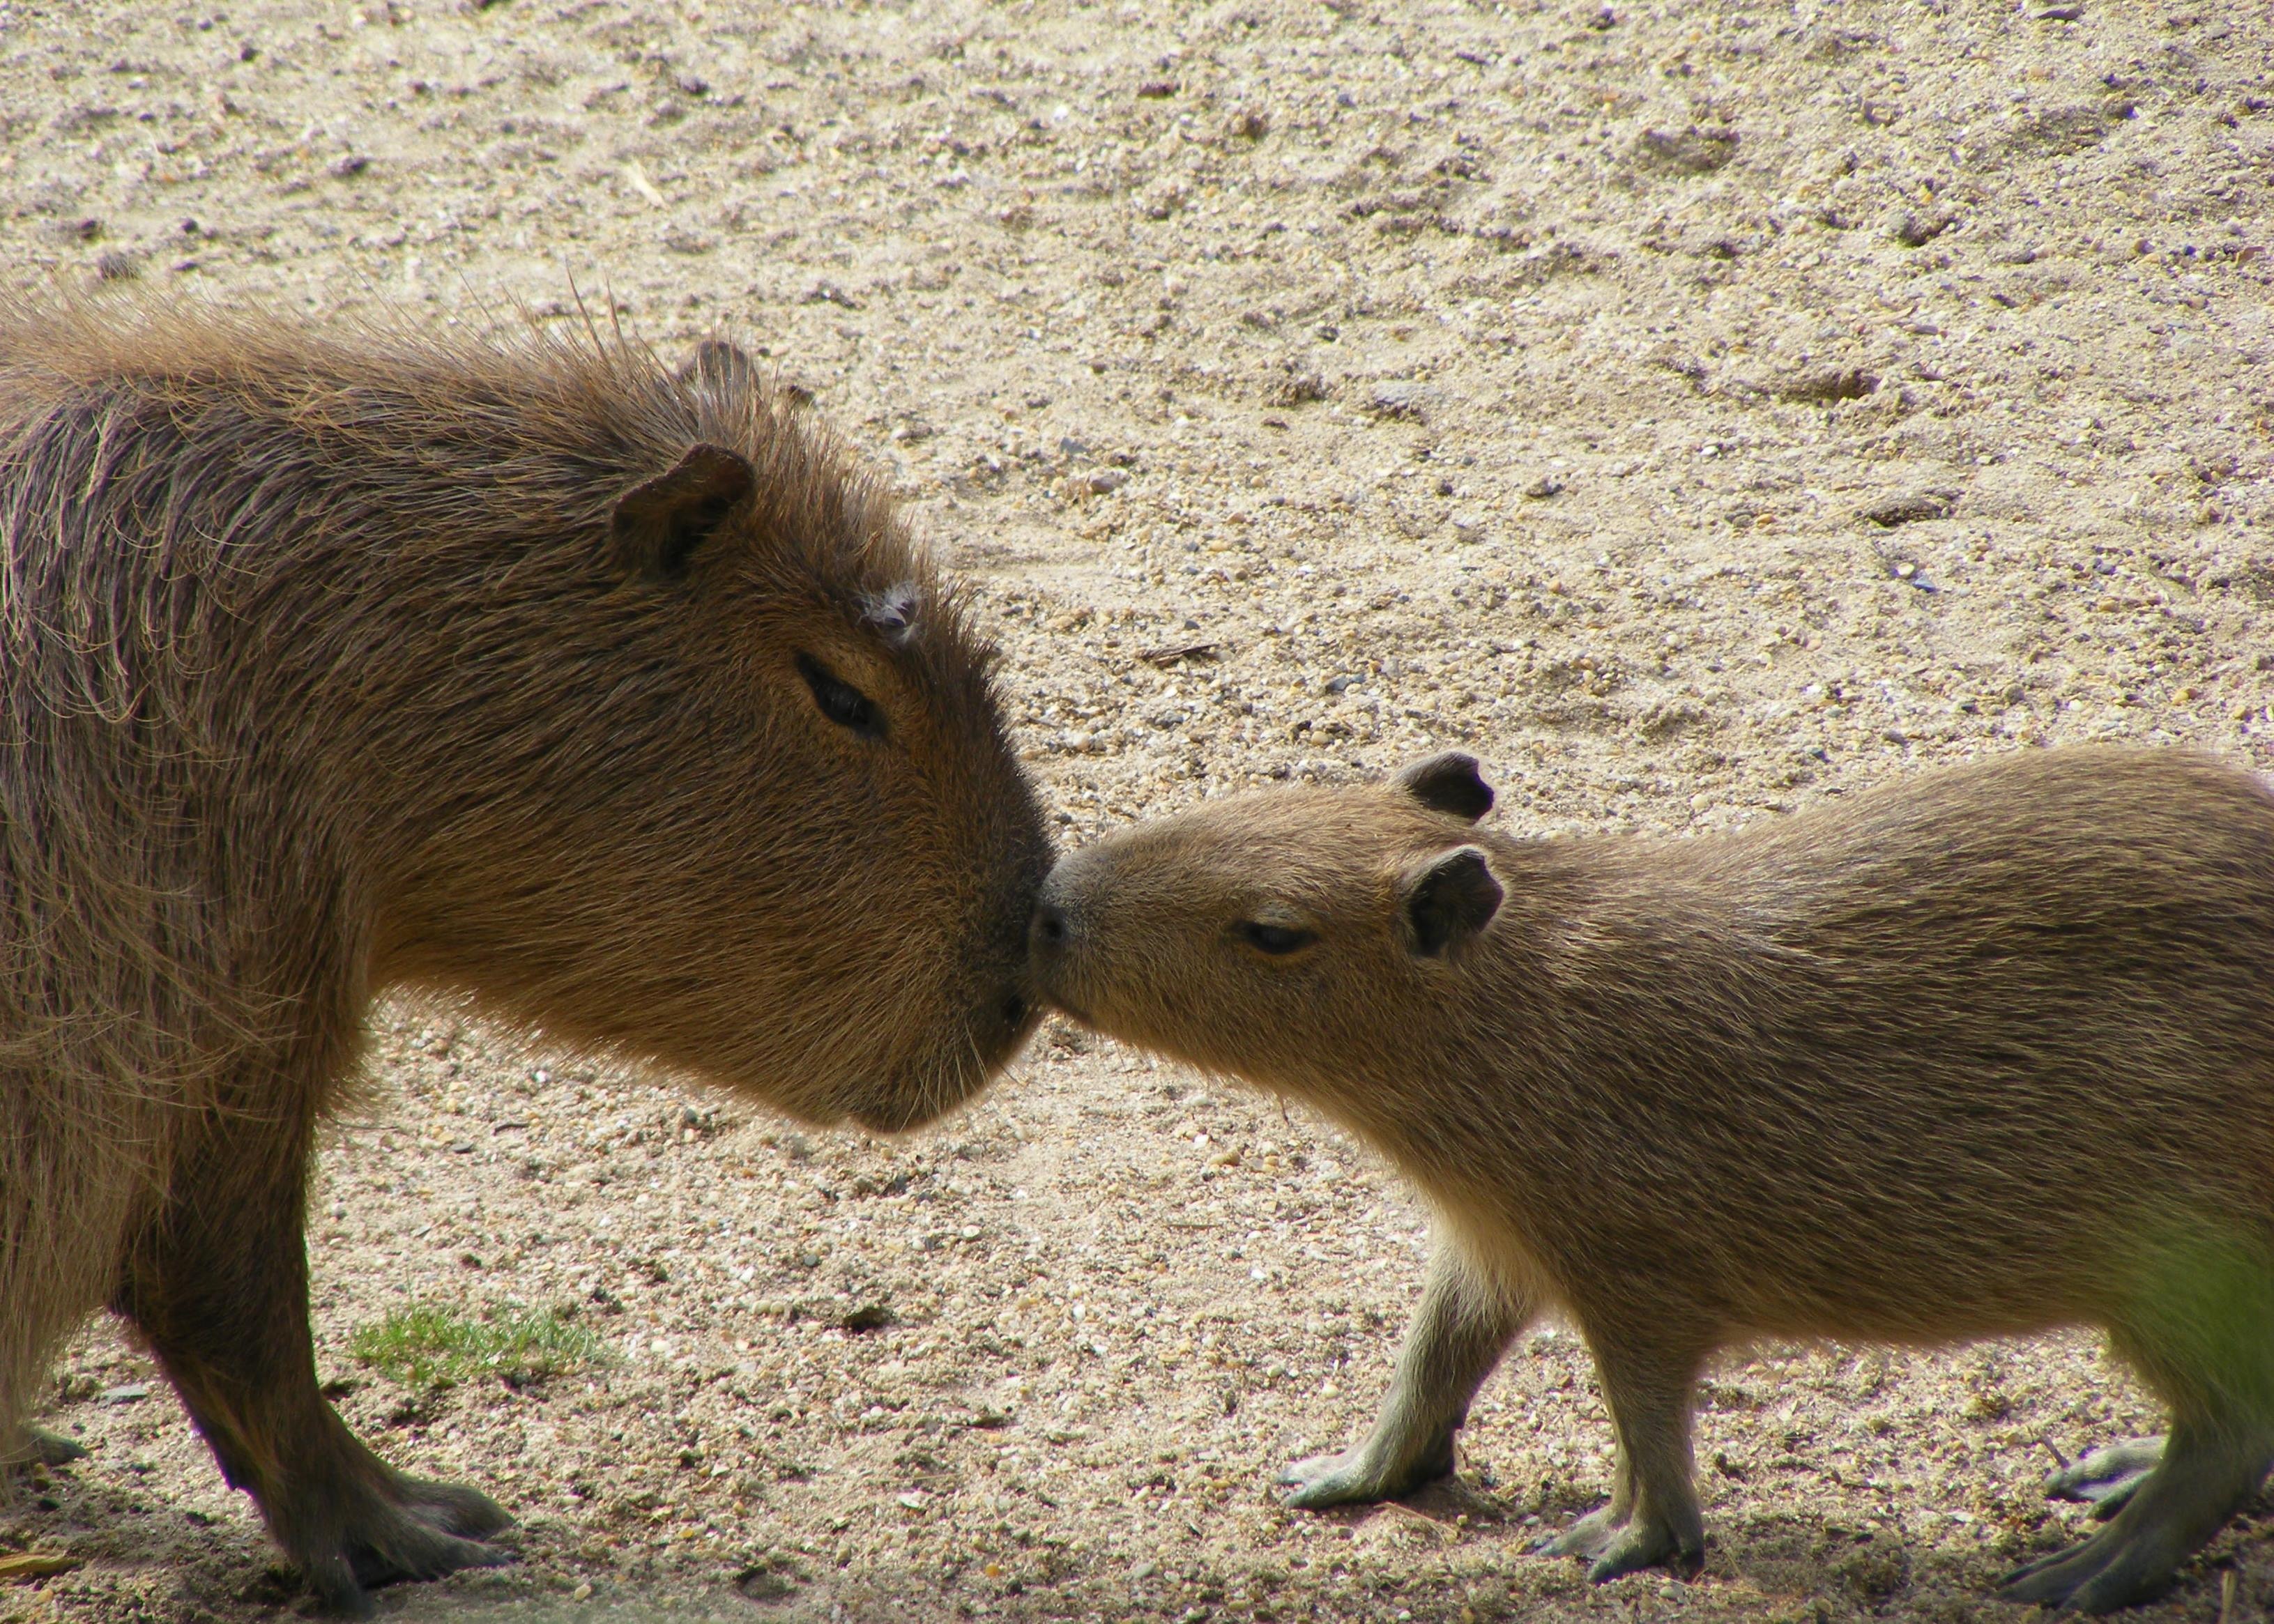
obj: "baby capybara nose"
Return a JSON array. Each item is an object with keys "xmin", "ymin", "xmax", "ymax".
[{"xmin": 1030, "ymin": 901, "xmax": 1070, "ymax": 964}]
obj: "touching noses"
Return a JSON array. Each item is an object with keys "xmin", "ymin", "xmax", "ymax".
[{"xmin": 1028, "ymin": 899, "xmax": 1070, "ymax": 967}]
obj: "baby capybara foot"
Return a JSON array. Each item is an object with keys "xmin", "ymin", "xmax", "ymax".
[
  {"xmin": 287, "ymin": 1473, "xmax": 513, "ymax": 1618},
  {"xmin": 2047, "ymin": 1438, "xmax": 2167, "ymax": 1519},
  {"xmin": 1533, "ymin": 1506, "xmax": 1706, "ymax": 1585},
  {"xmin": 2001, "ymin": 1438, "xmax": 2266, "ymax": 1614},
  {"xmin": 1277, "ymin": 1434, "xmax": 1453, "ymax": 1509}
]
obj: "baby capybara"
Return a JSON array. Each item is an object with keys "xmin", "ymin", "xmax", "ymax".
[
  {"xmin": 1031, "ymin": 747, "xmax": 2274, "ymax": 1612},
  {"xmin": 0, "ymin": 303, "xmax": 1048, "ymax": 1612}
]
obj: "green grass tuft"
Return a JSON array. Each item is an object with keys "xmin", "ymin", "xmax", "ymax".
[{"xmin": 350, "ymin": 1302, "xmax": 605, "ymax": 1391}]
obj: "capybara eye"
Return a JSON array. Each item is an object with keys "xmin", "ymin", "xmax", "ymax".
[
  {"xmin": 795, "ymin": 653, "xmax": 885, "ymax": 740},
  {"xmin": 1237, "ymin": 921, "xmax": 1317, "ymax": 956}
]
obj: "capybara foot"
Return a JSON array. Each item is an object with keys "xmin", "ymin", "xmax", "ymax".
[
  {"xmin": 1999, "ymin": 1521, "xmax": 2187, "ymax": 1614},
  {"xmin": 293, "ymin": 1474, "xmax": 514, "ymax": 1618},
  {"xmin": 1532, "ymin": 1505, "xmax": 1621, "ymax": 1561},
  {"xmin": 1278, "ymin": 1434, "xmax": 1453, "ymax": 1509},
  {"xmin": 2001, "ymin": 1441, "xmax": 2261, "ymax": 1615},
  {"xmin": 1533, "ymin": 1506, "xmax": 1703, "ymax": 1583},
  {"xmin": 2048, "ymin": 1438, "xmax": 2165, "ymax": 1521}
]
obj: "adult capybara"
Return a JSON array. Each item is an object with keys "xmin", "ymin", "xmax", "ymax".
[
  {"xmin": 1030, "ymin": 747, "xmax": 2274, "ymax": 1612},
  {"xmin": 0, "ymin": 302, "xmax": 1048, "ymax": 1613}
]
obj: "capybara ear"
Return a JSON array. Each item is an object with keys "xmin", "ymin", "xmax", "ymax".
[
  {"xmin": 1401, "ymin": 846, "xmax": 1503, "ymax": 957},
  {"xmin": 609, "ymin": 443, "xmax": 756, "ymax": 584},
  {"xmin": 1396, "ymin": 752, "xmax": 1495, "ymax": 823},
  {"xmin": 678, "ymin": 338, "xmax": 761, "ymax": 394}
]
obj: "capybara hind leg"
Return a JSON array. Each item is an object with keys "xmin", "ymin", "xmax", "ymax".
[
  {"xmin": 1281, "ymin": 1249, "xmax": 1533, "ymax": 1508},
  {"xmin": 2007, "ymin": 1294, "xmax": 2274, "ymax": 1615},
  {"xmin": 1538, "ymin": 1327, "xmax": 1707, "ymax": 1584},
  {"xmin": 2001, "ymin": 1421, "xmax": 2268, "ymax": 1613},
  {"xmin": 119, "ymin": 1131, "xmax": 509, "ymax": 1616},
  {"xmin": 2048, "ymin": 1437, "xmax": 2166, "ymax": 1520}
]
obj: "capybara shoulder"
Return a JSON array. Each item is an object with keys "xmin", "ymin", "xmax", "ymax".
[{"xmin": 1035, "ymin": 747, "xmax": 2274, "ymax": 1613}]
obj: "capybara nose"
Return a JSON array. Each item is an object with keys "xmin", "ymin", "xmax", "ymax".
[{"xmin": 1030, "ymin": 901, "xmax": 1069, "ymax": 963}]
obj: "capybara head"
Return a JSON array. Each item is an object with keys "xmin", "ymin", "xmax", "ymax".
[
  {"xmin": 0, "ymin": 309, "xmax": 1051, "ymax": 1132},
  {"xmin": 1030, "ymin": 753, "xmax": 1502, "ymax": 1085},
  {"xmin": 358, "ymin": 335, "xmax": 1052, "ymax": 1131}
]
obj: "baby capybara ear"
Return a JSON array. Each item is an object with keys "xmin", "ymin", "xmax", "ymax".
[
  {"xmin": 609, "ymin": 442, "xmax": 756, "ymax": 584},
  {"xmin": 1401, "ymin": 847, "xmax": 1503, "ymax": 958},
  {"xmin": 1395, "ymin": 752, "xmax": 1495, "ymax": 823}
]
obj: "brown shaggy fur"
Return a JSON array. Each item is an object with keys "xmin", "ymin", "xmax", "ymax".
[
  {"xmin": 0, "ymin": 300, "xmax": 1048, "ymax": 1613},
  {"xmin": 1032, "ymin": 747, "xmax": 2274, "ymax": 1612}
]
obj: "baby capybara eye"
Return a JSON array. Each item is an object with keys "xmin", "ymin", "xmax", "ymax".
[{"xmin": 796, "ymin": 652, "xmax": 885, "ymax": 738}]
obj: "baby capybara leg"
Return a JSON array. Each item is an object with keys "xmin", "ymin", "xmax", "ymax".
[
  {"xmin": 1281, "ymin": 1250, "xmax": 1534, "ymax": 1507},
  {"xmin": 2004, "ymin": 1297, "xmax": 2274, "ymax": 1614},
  {"xmin": 2002, "ymin": 1421, "xmax": 2269, "ymax": 1613},
  {"xmin": 1535, "ymin": 1324, "xmax": 1707, "ymax": 1584},
  {"xmin": 116, "ymin": 1129, "xmax": 509, "ymax": 1616}
]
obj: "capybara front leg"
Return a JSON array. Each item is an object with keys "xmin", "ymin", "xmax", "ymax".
[
  {"xmin": 1536, "ymin": 1327, "xmax": 1707, "ymax": 1584},
  {"xmin": 117, "ymin": 1131, "xmax": 510, "ymax": 1616},
  {"xmin": 1281, "ymin": 1248, "xmax": 1533, "ymax": 1508}
]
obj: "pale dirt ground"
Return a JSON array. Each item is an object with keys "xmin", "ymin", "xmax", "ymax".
[{"xmin": 2, "ymin": 1, "xmax": 2272, "ymax": 1622}]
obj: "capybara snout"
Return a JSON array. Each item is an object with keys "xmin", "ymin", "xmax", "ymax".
[{"xmin": 350, "ymin": 340, "xmax": 1055, "ymax": 1137}]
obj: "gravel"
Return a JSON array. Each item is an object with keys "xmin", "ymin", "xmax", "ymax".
[{"xmin": 5, "ymin": 0, "xmax": 2272, "ymax": 1621}]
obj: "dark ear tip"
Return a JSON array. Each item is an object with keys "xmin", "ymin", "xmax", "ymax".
[
  {"xmin": 1405, "ymin": 845, "xmax": 1504, "ymax": 957},
  {"xmin": 680, "ymin": 339, "xmax": 758, "ymax": 389},
  {"xmin": 1396, "ymin": 752, "xmax": 1495, "ymax": 822}
]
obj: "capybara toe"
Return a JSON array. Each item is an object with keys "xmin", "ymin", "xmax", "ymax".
[
  {"xmin": 1277, "ymin": 1450, "xmax": 1373, "ymax": 1508},
  {"xmin": 1997, "ymin": 1524, "xmax": 2180, "ymax": 1614},
  {"xmin": 2045, "ymin": 1437, "xmax": 2165, "ymax": 1518},
  {"xmin": 342, "ymin": 1515, "xmax": 514, "ymax": 1592},
  {"xmin": 396, "ymin": 1475, "xmax": 513, "ymax": 1541},
  {"xmin": 1582, "ymin": 1519, "xmax": 1701, "ymax": 1584},
  {"xmin": 287, "ymin": 1478, "xmax": 517, "ymax": 1611}
]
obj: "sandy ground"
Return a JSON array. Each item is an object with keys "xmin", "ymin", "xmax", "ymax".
[{"xmin": 3, "ymin": 1, "xmax": 2273, "ymax": 1621}]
